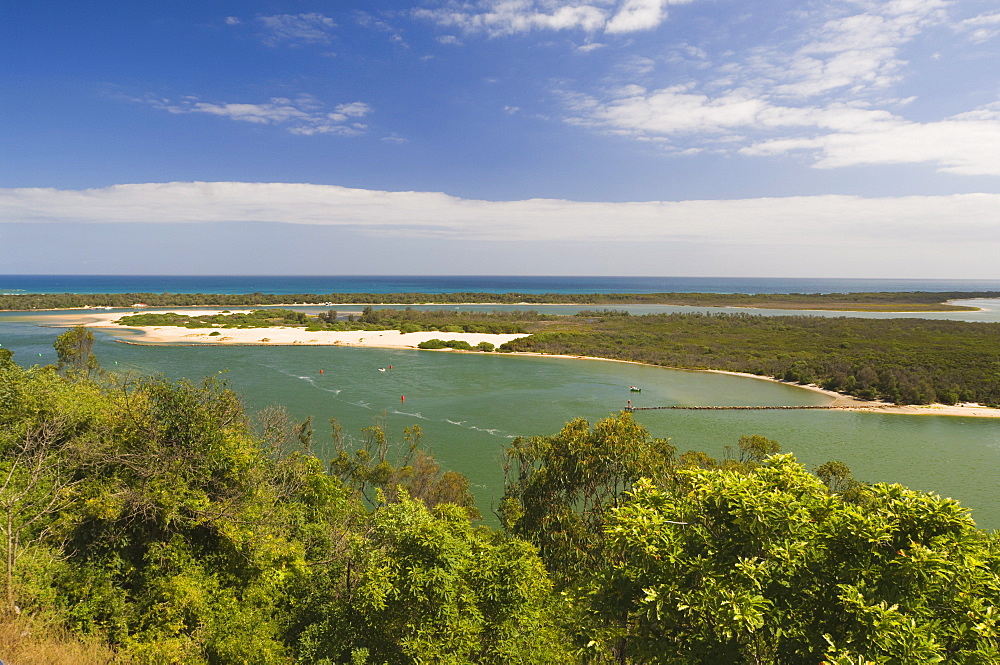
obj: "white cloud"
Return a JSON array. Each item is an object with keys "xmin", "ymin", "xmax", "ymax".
[
  {"xmin": 739, "ymin": 0, "xmax": 948, "ymax": 100},
  {"xmin": 563, "ymin": 84, "xmax": 899, "ymax": 137},
  {"xmin": 958, "ymin": 11, "xmax": 1000, "ymax": 42},
  {"xmin": 413, "ymin": 0, "xmax": 691, "ymax": 36},
  {"xmin": 743, "ymin": 104, "xmax": 1000, "ymax": 175},
  {"xmin": 2, "ymin": 184, "xmax": 998, "ymax": 252},
  {"xmin": 140, "ymin": 94, "xmax": 371, "ymax": 136},
  {"xmin": 605, "ymin": 0, "xmax": 669, "ymax": 34},
  {"xmin": 557, "ymin": 0, "xmax": 1000, "ymax": 175},
  {"xmin": 256, "ymin": 13, "xmax": 337, "ymax": 46},
  {"xmin": 356, "ymin": 11, "xmax": 410, "ymax": 47}
]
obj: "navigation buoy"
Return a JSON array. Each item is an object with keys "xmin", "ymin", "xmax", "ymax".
[
  {"xmin": 319, "ymin": 369, "xmax": 324, "ymax": 374},
  {"xmin": 389, "ymin": 365, "xmax": 392, "ymax": 369},
  {"xmin": 401, "ymin": 395, "xmax": 405, "ymax": 403}
]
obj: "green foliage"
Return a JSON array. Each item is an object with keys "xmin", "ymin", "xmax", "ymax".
[
  {"xmin": 329, "ymin": 417, "xmax": 480, "ymax": 519},
  {"xmin": 53, "ymin": 326, "xmax": 100, "ymax": 379},
  {"xmin": 116, "ymin": 307, "xmax": 536, "ymax": 336},
  {"xmin": 500, "ymin": 412, "xmax": 677, "ymax": 585},
  {"xmin": 416, "ymin": 339, "xmax": 479, "ymax": 351},
  {"xmin": 289, "ymin": 494, "xmax": 569, "ymax": 664},
  {"xmin": 117, "ymin": 308, "xmax": 310, "ymax": 329},
  {"xmin": 589, "ymin": 456, "xmax": 1000, "ymax": 663}
]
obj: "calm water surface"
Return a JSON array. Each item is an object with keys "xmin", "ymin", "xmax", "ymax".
[{"xmin": 2, "ymin": 313, "xmax": 998, "ymax": 529}]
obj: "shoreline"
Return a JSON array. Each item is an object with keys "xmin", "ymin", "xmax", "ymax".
[{"xmin": 30, "ymin": 310, "xmax": 1000, "ymax": 420}]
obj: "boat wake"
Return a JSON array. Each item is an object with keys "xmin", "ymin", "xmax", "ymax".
[{"xmin": 291, "ymin": 374, "xmax": 342, "ymax": 395}]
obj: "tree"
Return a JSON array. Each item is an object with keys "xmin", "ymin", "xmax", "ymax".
[
  {"xmin": 289, "ymin": 493, "xmax": 569, "ymax": 664},
  {"xmin": 725, "ymin": 433, "xmax": 782, "ymax": 465},
  {"xmin": 329, "ymin": 416, "xmax": 480, "ymax": 518},
  {"xmin": 499, "ymin": 411, "xmax": 676, "ymax": 585},
  {"xmin": 589, "ymin": 454, "xmax": 1000, "ymax": 664},
  {"xmin": 53, "ymin": 326, "xmax": 99, "ymax": 379},
  {"xmin": 0, "ymin": 419, "xmax": 81, "ymax": 618}
]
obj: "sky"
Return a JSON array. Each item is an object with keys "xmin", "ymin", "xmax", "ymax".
[{"xmin": 2, "ymin": 0, "xmax": 999, "ymax": 277}]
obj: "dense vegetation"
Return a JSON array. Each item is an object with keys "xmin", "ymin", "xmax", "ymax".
[
  {"xmin": 3, "ymin": 290, "xmax": 997, "ymax": 311},
  {"xmin": 2, "ymin": 332, "xmax": 999, "ymax": 663},
  {"xmin": 115, "ymin": 307, "xmax": 536, "ymax": 335},
  {"xmin": 499, "ymin": 311, "xmax": 1000, "ymax": 406}
]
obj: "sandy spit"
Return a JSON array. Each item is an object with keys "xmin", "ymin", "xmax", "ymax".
[{"xmin": 70, "ymin": 310, "xmax": 529, "ymax": 350}]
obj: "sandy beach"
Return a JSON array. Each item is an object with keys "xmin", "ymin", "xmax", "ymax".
[
  {"xmin": 67, "ymin": 310, "xmax": 531, "ymax": 350},
  {"xmin": 38, "ymin": 309, "xmax": 1000, "ymax": 419},
  {"xmin": 699, "ymin": 369, "xmax": 1000, "ymax": 418}
]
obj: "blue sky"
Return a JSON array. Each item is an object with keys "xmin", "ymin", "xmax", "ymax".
[{"xmin": 2, "ymin": 0, "xmax": 999, "ymax": 277}]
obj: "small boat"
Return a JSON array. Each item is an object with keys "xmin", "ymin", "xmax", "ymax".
[
  {"xmin": 378, "ymin": 368, "xmax": 386, "ymax": 372},
  {"xmin": 629, "ymin": 386, "xmax": 641, "ymax": 392}
]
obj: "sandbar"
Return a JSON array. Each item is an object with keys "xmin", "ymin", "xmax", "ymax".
[{"xmin": 68, "ymin": 310, "xmax": 530, "ymax": 350}]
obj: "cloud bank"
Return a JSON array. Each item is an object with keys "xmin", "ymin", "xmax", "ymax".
[{"xmin": 2, "ymin": 182, "xmax": 998, "ymax": 248}]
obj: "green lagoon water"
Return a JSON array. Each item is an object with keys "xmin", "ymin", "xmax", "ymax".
[{"xmin": 3, "ymin": 313, "xmax": 999, "ymax": 528}]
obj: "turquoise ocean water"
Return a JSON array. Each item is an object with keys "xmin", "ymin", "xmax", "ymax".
[{"xmin": 2, "ymin": 275, "xmax": 999, "ymax": 527}]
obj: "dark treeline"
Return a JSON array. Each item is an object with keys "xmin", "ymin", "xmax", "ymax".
[
  {"xmin": 500, "ymin": 312, "xmax": 1000, "ymax": 406},
  {"xmin": 116, "ymin": 306, "xmax": 542, "ymax": 334},
  {"xmin": 2, "ymin": 332, "xmax": 999, "ymax": 663},
  {"xmin": 2, "ymin": 290, "xmax": 998, "ymax": 311}
]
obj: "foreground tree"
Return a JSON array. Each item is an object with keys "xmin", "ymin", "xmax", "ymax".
[
  {"xmin": 590, "ymin": 455, "xmax": 1000, "ymax": 663},
  {"xmin": 329, "ymin": 415, "xmax": 480, "ymax": 518},
  {"xmin": 288, "ymin": 493, "xmax": 570, "ymax": 664},
  {"xmin": 499, "ymin": 411, "xmax": 676, "ymax": 585}
]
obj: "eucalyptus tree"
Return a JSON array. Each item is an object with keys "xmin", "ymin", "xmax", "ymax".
[
  {"xmin": 53, "ymin": 325, "xmax": 100, "ymax": 379},
  {"xmin": 499, "ymin": 411, "xmax": 677, "ymax": 586}
]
